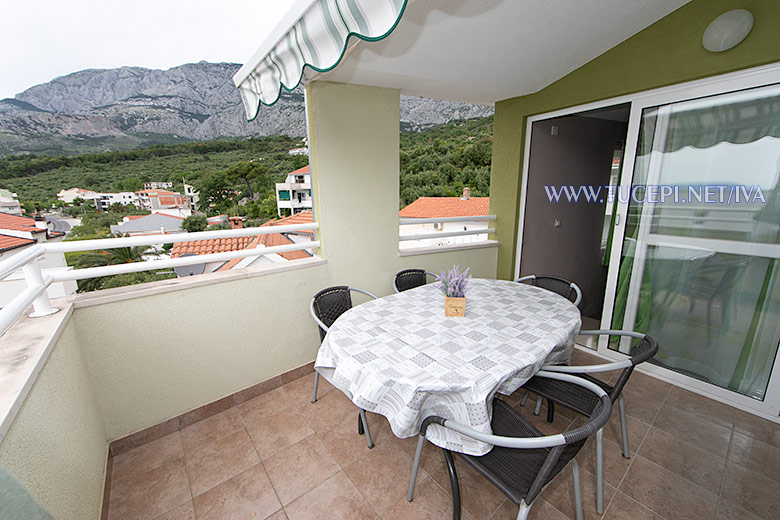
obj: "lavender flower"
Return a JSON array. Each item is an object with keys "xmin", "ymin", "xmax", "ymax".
[{"xmin": 436, "ymin": 265, "xmax": 471, "ymax": 298}]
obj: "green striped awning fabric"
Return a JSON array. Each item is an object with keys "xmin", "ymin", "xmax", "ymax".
[{"xmin": 236, "ymin": 0, "xmax": 407, "ymax": 121}]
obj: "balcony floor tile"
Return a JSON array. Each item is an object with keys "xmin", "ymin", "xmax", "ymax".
[{"xmin": 104, "ymin": 370, "xmax": 780, "ymax": 520}]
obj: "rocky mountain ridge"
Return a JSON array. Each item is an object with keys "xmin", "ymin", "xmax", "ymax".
[{"xmin": 0, "ymin": 62, "xmax": 492, "ymax": 155}]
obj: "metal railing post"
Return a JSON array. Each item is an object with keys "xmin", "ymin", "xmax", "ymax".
[{"xmin": 21, "ymin": 258, "xmax": 58, "ymax": 318}]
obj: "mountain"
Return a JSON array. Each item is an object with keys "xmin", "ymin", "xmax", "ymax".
[{"xmin": 0, "ymin": 62, "xmax": 493, "ymax": 156}]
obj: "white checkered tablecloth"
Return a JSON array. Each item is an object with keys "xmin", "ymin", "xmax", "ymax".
[{"xmin": 315, "ymin": 278, "xmax": 582, "ymax": 455}]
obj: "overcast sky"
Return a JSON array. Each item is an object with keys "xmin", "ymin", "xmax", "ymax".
[{"xmin": 0, "ymin": 0, "xmax": 291, "ymax": 99}]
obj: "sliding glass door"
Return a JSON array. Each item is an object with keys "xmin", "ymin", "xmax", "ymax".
[{"xmin": 610, "ymin": 83, "xmax": 780, "ymax": 404}]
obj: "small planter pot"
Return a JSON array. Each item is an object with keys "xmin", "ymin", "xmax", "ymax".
[{"xmin": 445, "ymin": 296, "xmax": 466, "ymax": 317}]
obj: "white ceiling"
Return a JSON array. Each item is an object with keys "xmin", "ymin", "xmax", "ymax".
[{"xmin": 321, "ymin": 0, "xmax": 690, "ymax": 105}]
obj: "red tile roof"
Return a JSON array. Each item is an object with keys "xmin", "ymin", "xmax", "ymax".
[
  {"xmin": 170, "ymin": 212, "xmax": 313, "ymax": 269},
  {"xmin": 263, "ymin": 210, "xmax": 314, "ymax": 235},
  {"xmin": 170, "ymin": 237, "xmax": 256, "ymax": 258},
  {"xmin": 290, "ymin": 165, "xmax": 310, "ymax": 175},
  {"xmin": 0, "ymin": 233, "xmax": 35, "ymax": 253},
  {"xmin": 0, "ymin": 212, "xmax": 46, "ymax": 234},
  {"xmin": 399, "ymin": 197, "xmax": 490, "ymax": 218}
]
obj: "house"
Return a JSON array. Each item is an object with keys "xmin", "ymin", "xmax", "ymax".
[
  {"xmin": 2, "ymin": 3, "xmax": 780, "ymax": 519},
  {"xmin": 275, "ymin": 165, "xmax": 312, "ymax": 216},
  {"xmin": 399, "ymin": 188, "xmax": 490, "ymax": 249},
  {"xmin": 109, "ymin": 213, "xmax": 185, "ymax": 236},
  {"xmin": 0, "ymin": 189, "xmax": 22, "ymax": 215},
  {"xmin": 170, "ymin": 212, "xmax": 314, "ymax": 273},
  {"xmin": 0, "ymin": 212, "xmax": 75, "ymax": 307},
  {"xmin": 183, "ymin": 182, "xmax": 199, "ymax": 211},
  {"xmin": 142, "ymin": 181, "xmax": 173, "ymax": 190},
  {"xmin": 135, "ymin": 189, "xmax": 190, "ymax": 212},
  {"xmin": 94, "ymin": 191, "xmax": 138, "ymax": 211},
  {"xmin": 56, "ymin": 187, "xmax": 98, "ymax": 205}
]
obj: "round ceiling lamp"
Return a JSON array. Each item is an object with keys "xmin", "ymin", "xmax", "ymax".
[{"xmin": 702, "ymin": 9, "xmax": 754, "ymax": 52}]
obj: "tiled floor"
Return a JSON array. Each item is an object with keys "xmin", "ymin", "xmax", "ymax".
[{"xmin": 106, "ymin": 349, "xmax": 780, "ymax": 520}]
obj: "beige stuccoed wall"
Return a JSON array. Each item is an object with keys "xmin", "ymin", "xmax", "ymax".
[
  {"xmin": 74, "ymin": 262, "xmax": 330, "ymax": 440},
  {"xmin": 0, "ymin": 318, "xmax": 107, "ymax": 520}
]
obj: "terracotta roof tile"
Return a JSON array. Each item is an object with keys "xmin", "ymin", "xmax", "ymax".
[
  {"xmin": 262, "ymin": 210, "xmax": 314, "ymax": 235},
  {"xmin": 0, "ymin": 212, "xmax": 45, "ymax": 234},
  {"xmin": 290, "ymin": 165, "xmax": 310, "ymax": 174},
  {"xmin": 0, "ymin": 233, "xmax": 35, "ymax": 252},
  {"xmin": 399, "ymin": 197, "xmax": 490, "ymax": 218}
]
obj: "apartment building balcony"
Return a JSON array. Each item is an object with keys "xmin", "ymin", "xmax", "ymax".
[{"xmin": 3, "ymin": 1, "xmax": 780, "ymax": 519}]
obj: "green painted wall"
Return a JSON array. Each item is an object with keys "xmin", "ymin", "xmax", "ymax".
[{"xmin": 490, "ymin": 0, "xmax": 780, "ymax": 279}]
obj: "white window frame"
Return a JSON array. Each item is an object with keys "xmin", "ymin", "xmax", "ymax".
[{"xmin": 515, "ymin": 61, "xmax": 780, "ymax": 422}]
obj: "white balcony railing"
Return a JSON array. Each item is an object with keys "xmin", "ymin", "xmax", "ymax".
[
  {"xmin": 0, "ymin": 223, "xmax": 320, "ymax": 337},
  {"xmin": 398, "ymin": 215, "xmax": 496, "ymax": 242}
]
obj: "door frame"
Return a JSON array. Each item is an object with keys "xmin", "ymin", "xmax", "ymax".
[{"xmin": 515, "ymin": 61, "xmax": 780, "ymax": 422}]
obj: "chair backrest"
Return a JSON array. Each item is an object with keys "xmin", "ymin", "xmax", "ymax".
[
  {"xmin": 310, "ymin": 286, "xmax": 377, "ymax": 342},
  {"xmin": 516, "ymin": 274, "xmax": 582, "ymax": 307},
  {"xmin": 544, "ymin": 330, "xmax": 659, "ymax": 403},
  {"xmin": 393, "ymin": 269, "xmax": 436, "ymax": 293},
  {"xmin": 421, "ymin": 371, "xmax": 611, "ymax": 505},
  {"xmin": 609, "ymin": 334, "xmax": 659, "ymax": 402}
]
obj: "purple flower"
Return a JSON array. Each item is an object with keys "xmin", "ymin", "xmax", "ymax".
[{"xmin": 436, "ymin": 265, "xmax": 471, "ymax": 297}]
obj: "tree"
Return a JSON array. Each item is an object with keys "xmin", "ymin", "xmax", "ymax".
[
  {"xmin": 181, "ymin": 215, "xmax": 207, "ymax": 233},
  {"xmin": 75, "ymin": 244, "xmax": 155, "ymax": 292},
  {"xmin": 197, "ymin": 172, "xmax": 235, "ymax": 213},
  {"xmin": 225, "ymin": 161, "xmax": 266, "ymax": 199}
]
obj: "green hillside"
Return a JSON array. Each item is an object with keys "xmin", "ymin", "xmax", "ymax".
[{"xmin": 0, "ymin": 115, "xmax": 493, "ymax": 212}]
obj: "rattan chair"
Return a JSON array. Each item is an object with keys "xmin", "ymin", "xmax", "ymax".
[
  {"xmin": 407, "ymin": 371, "xmax": 612, "ymax": 520},
  {"xmin": 521, "ymin": 330, "xmax": 658, "ymax": 514},
  {"xmin": 393, "ymin": 268, "xmax": 437, "ymax": 293},
  {"xmin": 515, "ymin": 274, "xmax": 584, "ymax": 418},
  {"xmin": 309, "ymin": 285, "xmax": 378, "ymax": 448},
  {"xmin": 515, "ymin": 274, "xmax": 583, "ymax": 307}
]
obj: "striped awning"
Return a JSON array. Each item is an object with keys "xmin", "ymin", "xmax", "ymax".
[{"xmin": 234, "ymin": 0, "xmax": 408, "ymax": 121}]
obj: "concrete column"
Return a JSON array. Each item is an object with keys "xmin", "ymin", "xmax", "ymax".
[{"xmin": 306, "ymin": 81, "xmax": 400, "ymax": 295}]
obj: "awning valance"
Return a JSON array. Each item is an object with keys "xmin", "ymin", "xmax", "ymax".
[{"xmin": 234, "ymin": 0, "xmax": 408, "ymax": 121}]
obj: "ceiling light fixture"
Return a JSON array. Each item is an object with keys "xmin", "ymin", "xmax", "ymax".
[{"xmin": 702, "ymin": 9, "xmax": 754, "ymax": 53}]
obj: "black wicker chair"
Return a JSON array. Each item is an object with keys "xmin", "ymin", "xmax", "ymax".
[
  {"xmin": 393, "ymin": 269, "xmax": 437, "ymax": 293},
  {"xmin": 309, "ymin": 285, "xmax": 378, "ymax": 448},
  {"xmin": 407, "ymin": 371, "xmax": 612, "ymax": 520},
  {"xmin": 520, "ymin": 330, "xmax": 658, "ymax": 514},
  {"xmin": 515, "ymin": 274, "xmax": 583, "ymax": 307}
]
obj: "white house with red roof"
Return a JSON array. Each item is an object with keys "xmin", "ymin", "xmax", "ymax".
[
  {"xmin": 57, "ymin": 187, "xmax": 99, "ymax": 205},
  {"xmin": 275, "ymin": 165, "xmax": 312, "ymax": 216},
  {"xmin": 135, "ymin": 189, "xmax": 190, "ymax": 212},
  {"xmin": 399, "ymin": 188, "xmax": 490, "ymax": 249},
  {"xmin": 0, "ymin": 212, "xmax": 76, "ymax": 307}
]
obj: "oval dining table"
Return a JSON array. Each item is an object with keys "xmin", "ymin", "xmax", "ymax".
[{"xmin": 314, "ymin": 278, "xmax": 582, "ymax": 455}]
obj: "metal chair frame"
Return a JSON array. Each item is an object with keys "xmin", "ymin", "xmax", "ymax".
[
  {"xmin": 407, "ymin": 371, "xmax": 611, "ymax": 520},
  {"xmin": 309, "ymin": 285, "xmax": 378, "ymax": 449},
  {"xmin": 521, "ymin": 329, "xmax": 658, "ymax": 514},
  {"xmin": 392, "ymin": 269, "xmax": 438, "ymax": 293},
  {"xmin": 515, "ymin": 274, "xmax": 583, "ymax": 307}
]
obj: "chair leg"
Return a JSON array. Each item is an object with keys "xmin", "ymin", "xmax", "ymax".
[
  {"xmin": 407, "ymin": 435, "xmax": 426, "ymax": 502},
  {"xmin": 571, "ymin": 459, "xmax": 583, "ymax": 520},
  {"xmin": 546, "ymin": 399, "xmax": 555, "ymax": 423},
  {"xmin": 533, "ymin": 396, "xmax": 543, "ymax": 416},
  {"xmin": 442, "ymin": 449, "xmax": 461, "ymax": 520},
  {"xmin": 516, "ymin": 501, "xmax": 531, "ymax": 520},
  {"xmin": 358, "ymin": 409, "xmax": 374, "ymax": 449},
  {"xmin": 595, "ymin": 428, "xmax": 604, "ymax": 515},
  {"xmin": 312, "ymin": 372, "xmax": 320, "ymax": 403},
  {"xmin": 519, "ymin": 390, "xmax": 529, "ymax": 407},
  {"xmin": 618, "ymin": 395, "xmax": 630, "ymax": 459}
]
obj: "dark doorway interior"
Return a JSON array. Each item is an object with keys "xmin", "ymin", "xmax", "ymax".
[{"xmin": 520, "ymin": 104, "xmax": 630, "ymax": 322}]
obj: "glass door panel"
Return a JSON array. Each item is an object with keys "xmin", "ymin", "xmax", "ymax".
[{"xmin": 611, "ymin": 83, "xmax": 780, "ymax": 401}]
